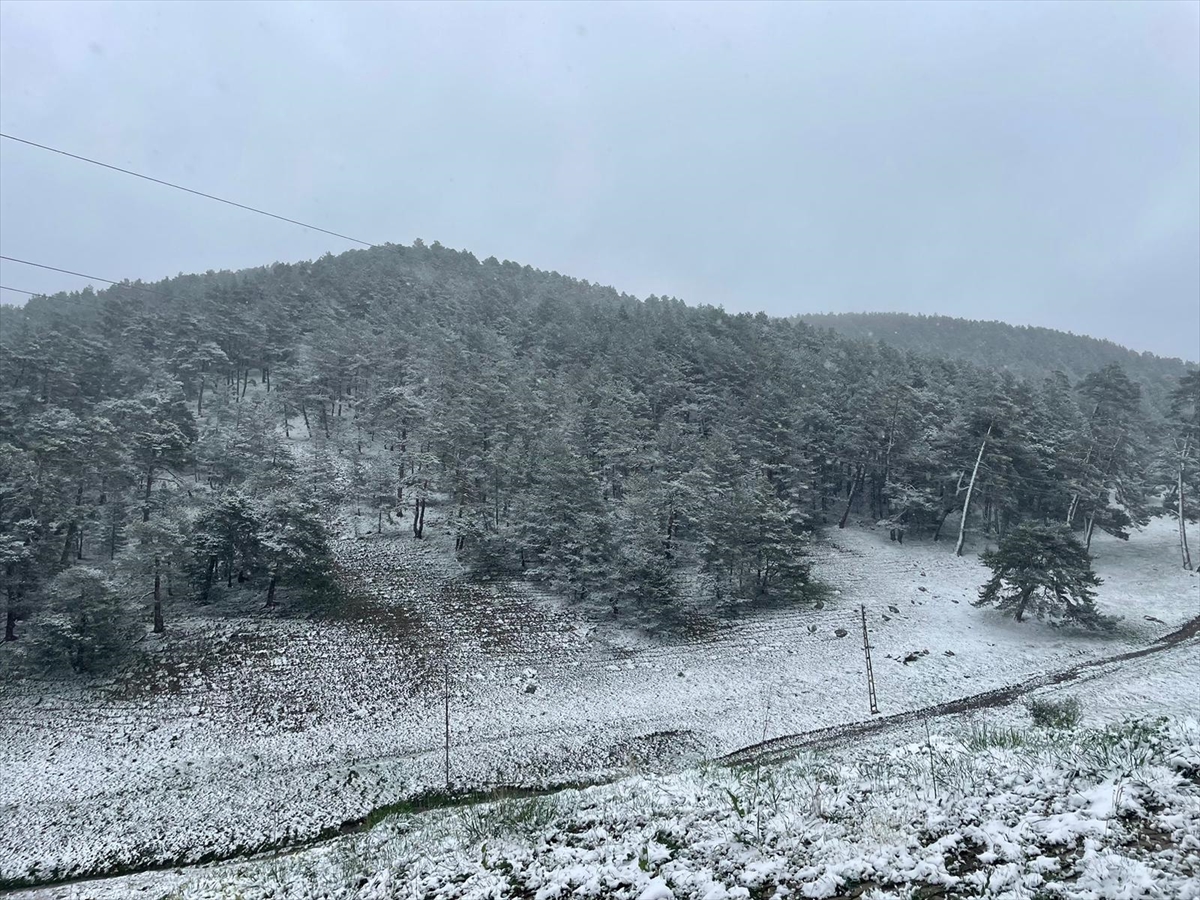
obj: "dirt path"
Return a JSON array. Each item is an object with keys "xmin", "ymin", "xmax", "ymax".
[{"xmin": 720, "ymin": 613, "xmax": 1200, "ymax": 766}]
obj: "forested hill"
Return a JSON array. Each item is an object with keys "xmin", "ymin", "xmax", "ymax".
[
  {"xmin": 798, "ymin": 312, "xmax": 1191, "ymax": 415},
  {"xmin": 2, "ymin": 241, "xmax": 1197, "ymax": 670}
]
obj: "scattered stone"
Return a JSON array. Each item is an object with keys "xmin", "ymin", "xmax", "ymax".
[
  {"xmin": 1144, "ymin": 615, "xmax": 1166, "ymax": 625},
  {"xmin": 881, "ymin": 615, "xmax": 891, "ymax": 622},
  {"xmin": 902, "ymin": 649, "xmax": 930, "ymax": 665},
  {"xmin": 814, "ymin": 600, "xmax": 825, "ymax": 610},
  {"xmin": 523, "ymin": 683, "xmax": 537, "ymax": 694},
  {"xmin": 834, "ymin": 628, "xmax": 849, "ymax": 638},
  {"xmin": 888, "ymin": 605, "xmax": 900, "ymax": 614},
  {"xmin": 944, "ymin": 650, "xmax": 956, "ymax": 657},
  {"xmin": 917, "ymin": 585, "xmax": 927, "ymax": 593}
]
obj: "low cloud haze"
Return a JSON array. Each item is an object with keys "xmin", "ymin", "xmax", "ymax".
[{"xmin": 1, "ymin": 0, "xmax": 1196, "ymax": 359}]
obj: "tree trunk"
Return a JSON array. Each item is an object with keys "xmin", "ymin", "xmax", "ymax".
[
  {"xmin": 933, "ymin": 507, "xmax": 953, "ymax": 541},
  {"xmin": 265, "ymin": 571, "xmax": 278, "ymax": 609},
  {"xmin": 955, "ymin": 422, "xmax": 992, "ymax": 557},
  {"xmin": 60, "ymin": 522, "xmax": 78, "ymax": 566},
  {"xmin": 201, "ymin": 555, "xmax": 217, "ymax": 604},
  {"xmin": 152, "ymin": 557, "xmax": 164, "ymax": 633},
  {"xmin": 4, "ymin": 583, "xmax": 16, "ymax": 642},
  {"xmin": 300, "ymin": 402, "xmax": 312, "ymax": 437},
  {"xmin": 838, "ymin": 468, "xmax": 861, "ymax": 529},
  {"xmin": 1180, "ymin": 441, "xmax": 1190, "ymax": 571},
  {"xmin": 143, "ymin": 468, "xmax": 154, "ymax": 522},
  {"xmin": 1015, "ymin": 585, "xmax": 1033, "ymax": 622},
  {"xmin": 413, "ymin": 498, "xmax": 426, "ymax": 538},
  {"xmin": 197, "ymin": 377, "xmax": 205, "ymax": 417},
  {"xmin": 1080, "ymin": 432, "xmax": 1125, "ymax": 552}
]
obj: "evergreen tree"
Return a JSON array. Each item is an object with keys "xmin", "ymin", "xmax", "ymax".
[
  {"xmin": 975, "ymin": 523, "xmax": 1111, "ymax": 630},
  {"xmin": 1162, "ymin": 370, "xmax": 1200, "ymax": 568}
]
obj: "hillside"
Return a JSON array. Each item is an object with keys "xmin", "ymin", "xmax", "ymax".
[
  {"xmin": 3, "ymin": 243, "xmax": 1199, "ymax": 894},
  {"xmin": 797, "ymin": 311, "xmax": 1193, "ymax": 416},
  {"xmin": 3, "ymin": 515, "xmax": 1197, "ymax": 892},
  {"xmin": 2, "ymin": 242, "xmax": 1197, "ymax": 660}
]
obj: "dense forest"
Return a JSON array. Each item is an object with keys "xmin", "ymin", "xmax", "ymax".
[
  {"xmin": 798, "ymin": 311, "xmax": 1192, "ymax": 414},
  {"xmin": 2, "ymin": 241, "xmax": 1197, "ymax": 671}
]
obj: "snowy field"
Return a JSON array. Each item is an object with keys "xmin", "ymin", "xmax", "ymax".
[
  {"xmin": 2, "ymin": 514, "xmax": 1197, "ymax": 892},
  {"xmin": 12, "ymin": 616, "xmax": 1200, "ymax": 900}
]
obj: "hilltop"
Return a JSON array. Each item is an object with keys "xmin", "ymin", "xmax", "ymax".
[{"xmin": 797, "ymin": 311, "xmax": 1192, "ymax": 415}]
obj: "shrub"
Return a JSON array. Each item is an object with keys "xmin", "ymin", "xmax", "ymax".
[{"xmin": 1026, "ymin": 696, "xmax": 1083, "ymax": 729}]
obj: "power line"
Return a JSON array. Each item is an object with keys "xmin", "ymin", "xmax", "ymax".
[
  {"xmin": 0, "ymin": 132, "xmax": 373, "ymax": 248},
  {"xmin": 0, "ymin": 284, "xmax": 38, "ymax": 297},
  {"xmin": 0, "ymin": 255, "xmax": 173, "ymax": 299}
]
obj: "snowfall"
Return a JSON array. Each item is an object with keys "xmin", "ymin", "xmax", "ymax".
[{"xmin": 2, "ymin": 513, "xmax": 1198, "ymax": 899}]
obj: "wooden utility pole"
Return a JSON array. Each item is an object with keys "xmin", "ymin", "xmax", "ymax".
[
  {"xmin": 443, "ymin": 661, "xmax": 451, "ymax": 789},
  {"xmin": 861, "ymin": 604, "xmax": 879, "ymax": 715}
]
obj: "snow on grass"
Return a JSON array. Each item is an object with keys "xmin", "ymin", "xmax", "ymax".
[
  {"xmin": 25, "ymin": 649, "xmax": 1199, "ymax": 900},
  {"xmin": 1, "ymin": 516, "xmax": 1196, "ymax": 888}
]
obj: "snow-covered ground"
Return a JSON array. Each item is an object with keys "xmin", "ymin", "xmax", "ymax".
[
  {"xmin": 2, "ymin": 515, "xmax": 1197, "ymax": 890},
  {"xmin": 14, "ymin": 625, "xmax": 1200, "ymax": 900}
]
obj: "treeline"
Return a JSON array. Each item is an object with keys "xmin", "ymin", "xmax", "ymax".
[
  {"xmin": 798, "ymin": 311, "xmax": 1191, "ymax": 414},
  {"xmin": 1, "ymin": 241, "xmax": 1196, "ymax": 670}
]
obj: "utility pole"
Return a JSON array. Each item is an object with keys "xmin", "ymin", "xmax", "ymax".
[
  {"xmin": 443, "ymin": 660, "xmax": 451, "ymax": 790},
  {"xmin": 861, "ymin": 604, "xmax": 879, "ymax": 715}
]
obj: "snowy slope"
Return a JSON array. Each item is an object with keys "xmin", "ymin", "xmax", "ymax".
[
  {"xmin": 1, "ymin": 516, "xmax": 1196, "ymax": 887},
  {"xmin": 14, "ymin": 630, "xmax": 1200, "ymax": 900}
]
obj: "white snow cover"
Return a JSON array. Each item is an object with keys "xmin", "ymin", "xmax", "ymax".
[
  {"xmin": 2, "ymin": 515, "xmax": 1197, "ymax": 894},
  {"xmin": 15, "ymin": 641, "xmax": 1200, "ymax": 899}
]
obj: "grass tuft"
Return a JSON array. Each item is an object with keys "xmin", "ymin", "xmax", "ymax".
[{"xmin": 1026, "ymin": 696, "xmax": 1083, "ymax": 729}]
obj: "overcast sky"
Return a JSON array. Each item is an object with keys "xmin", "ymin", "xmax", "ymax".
[{"xmin": 1, "ymin": 1, "xmax": 1197, "ymax": 359}]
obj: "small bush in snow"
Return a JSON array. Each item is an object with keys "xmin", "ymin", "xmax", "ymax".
[{"xmin": 1026, "ymin": 696, "xmax": 1083, "ymax": 729}]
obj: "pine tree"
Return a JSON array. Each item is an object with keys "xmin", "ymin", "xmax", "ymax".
[
  {"xmin": 1163, "ymin": 370, "xmax": 1200, "ymax": 568},
  {"xmin": 975, "ymin": 523, "xmax": 1111, "ymax": 630},
  {"xmin": 38, "ymin": 565, "xmax": 134, "ymax": 673}
]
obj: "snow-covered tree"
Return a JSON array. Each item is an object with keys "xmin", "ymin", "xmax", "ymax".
[{"xmin": 974, "ymin": 523, "xmax": 1111, "ymax": 630}]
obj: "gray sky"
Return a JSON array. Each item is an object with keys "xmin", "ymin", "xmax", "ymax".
[{"xmin": 1, "ymin": 0, "xmax": 1197, "ymax": 360}]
